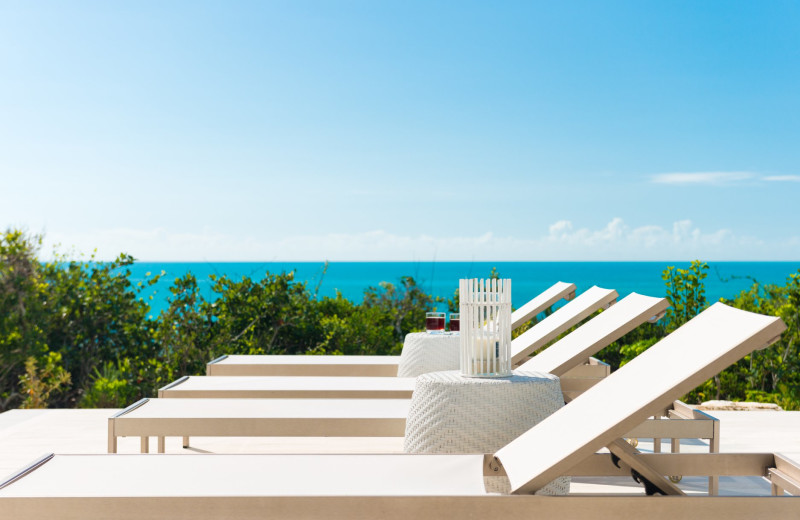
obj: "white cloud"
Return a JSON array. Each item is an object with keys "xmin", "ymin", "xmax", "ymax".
[
  {"xmin": 651, "ymin": 172, "xmax": 754, "ymax": 185},
  {"xmin": 651, "ymin": 172, "xmax": 800, "ymax": 186},
  {"xmin": 40, "ymin": 218, "xmax": 800, "ymax": 261},
  {"xmin": 764, "ymin": 175, "xmax": 800, "ymax": 182}
]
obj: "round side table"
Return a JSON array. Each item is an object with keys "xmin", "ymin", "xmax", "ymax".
[
  {"xmin": 403, "ymin": 370, "xmax": 569, "ymax": 495},
  {"xmin": 397, "ymin": 332, "xmax": 460, "ymax": 377}
]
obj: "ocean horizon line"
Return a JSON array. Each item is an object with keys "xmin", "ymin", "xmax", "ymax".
[{"xmin": 124, "ymin": 259, "xmax": 800, "ymax": 264}]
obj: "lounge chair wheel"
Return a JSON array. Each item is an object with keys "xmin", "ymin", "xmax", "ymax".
[
  {"xmin": 669, "ymin": 475, "xmax": 682, "ymax": 483},
  {"xmin": 627, "ymin": 438, "xmax": 639, "ymax": 448}
]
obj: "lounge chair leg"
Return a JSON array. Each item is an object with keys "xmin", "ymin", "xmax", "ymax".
[
  {"xmin": 158, "ymin": 436, "xmax": 165, "ymax": 454},
  {"xmin": 666, "ymin": 438, "xmax": 683, "ymax": 484},
  {"xmin": 108, "ymin": 420, "xmax": 117, "ymax": 454},
  {"xmin": 140, "ymin": 436, "xmax": 149, "ymax": 454},
  {"xmin": 709, "ymin": 421, "xmax": 721, "ymax": 496},
  {"xmin": 183, "ymin": 436, "xmax": 190, "ymax": 448},
  {"xmin": 709, "ymin": 476, "xmax": 719, "ymax": 496},
  {"xmin": 653, "ymin": 416, "xmax": 661, "ymax": 453},
  {"xmin": 108, "ymin": 435, "xmax": 117, "ymax": 454}
]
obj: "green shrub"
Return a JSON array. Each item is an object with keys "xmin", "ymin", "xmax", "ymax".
[
  {"xmin": 80, "ymin": 360, "xmax": 140, "ymax": 408},
  {"xmin": 2, "ymin": 227, "xmax": 799, "ymax": 410},
  {"xmin": 18, "ymin": 352, "xmax": 71, "ymax": 409}
]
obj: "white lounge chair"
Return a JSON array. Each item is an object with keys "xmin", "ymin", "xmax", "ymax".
[
  {"xmin": 113, "ymin": 293, "xmax": 667, "ymax": 449},
  {"xmin": 160, "ymin": 286, "xmax": 619, "ymax": 399},
  {"xmin": 2, "ymin": 303, "xmax": 794, "ymax": 519},
  {"xmin": 206, "ymin": 281, "xmax": 578, "ymax": 377}
]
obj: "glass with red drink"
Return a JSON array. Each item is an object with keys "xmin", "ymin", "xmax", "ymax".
[
  {"xmin": 449, "ymin": 313, "xmax": 460, "ymax": 332},
  {"xmin": 425, "ymin": 312, "xmax": 445, "ymax": 333}
]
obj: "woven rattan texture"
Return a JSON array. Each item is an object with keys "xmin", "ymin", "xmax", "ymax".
[
  {"xmin": 397, "ymin": 333, "xmax": 461, "ymax": 377},
  {"xmin": 403, "ymin": 370, "xmax": 569, "ymax": 495}
]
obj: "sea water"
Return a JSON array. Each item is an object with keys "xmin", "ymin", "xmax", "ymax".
[{"xmin": 126, "ymin": 262, "xmax": 800, "ymax": 316}]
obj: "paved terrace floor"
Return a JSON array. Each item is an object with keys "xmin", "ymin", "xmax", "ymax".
[{"xmin": 1, "ymin": 408, "xmax": 799, "ymax": 496}]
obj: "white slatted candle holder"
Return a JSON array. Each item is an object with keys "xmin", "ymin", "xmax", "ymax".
[{"xmin": 459, "ymin": 278, "xmax": 512, "ymax": 378}]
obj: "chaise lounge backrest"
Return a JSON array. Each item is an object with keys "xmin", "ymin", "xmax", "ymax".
[
  {"xmin": 510, "ymin": 281, "xmax": 576, "ymax": 330},
  {"xmin": 496, "ymin": 302, "xmax": 786, "ymax": 494},
  {"xmin": 518, "ymin": 292, "xmax": 668, "ymax": 376},
  {"xmin": 511, "ymin": 286, "xmax": 618, "ymax": 364}
]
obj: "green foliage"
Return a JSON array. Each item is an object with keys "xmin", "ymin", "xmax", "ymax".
[
  {"xmin": 596, "ymin": 261, "xmax": 799, "ymax": 409},
  {"xmin": 363, "ymin": 276, "xmax": 440, "ymax": 345},
  {"xmin": 1, "ymin": 228, "xmax": 799, "ymax": 410},
  {"xmin": 0, "ymin": 230, "xmax": 49, "ymax": 409},
  {"xmin": 662, "ymin": 260, "xmax": 709, "ymax": 333},
  {"xmin": 80, "ymin": 360, "xmax": 139, "ymax": 408},
  {"xmin": 314, "ymin": 297, "xmax": 397, "ymax": 355},
  {"xmin": 37, "ymin": 252, "xmax": 161, "ymax": 406},
  {"xmin": 0, "ymin": 229, "xmax": 446, "ymax": 409},
  {"xmin": 18, "ymin": 352, "xmax": 71, "ymax": 409},
  {"xmin": 618, "ymin": 338, "xmax": 659, "ymax": 367},
  {"xmin": 689, "ymin": 271, "xmax": 800, "ymax": 409}
]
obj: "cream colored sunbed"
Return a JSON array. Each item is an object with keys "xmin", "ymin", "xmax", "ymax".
[
  {"xmin": 108, "ymin": 398, "xmax": 412, "ymax": 454},
  {"xmin": 116, "ymin": 293, "xmax": 668, "ymax": 449},
  {"xmin": 144, "ymin": 292, "xmax": 721, "ymax": 490},
  {"xmin": 160, "ymin": 286, "xmax": 620, "ymax": 399},
  {"xmin": 2, "ymin": 303, "xmax": 794, "ymax": 519},
  {"xmin": 206, "ymin": 281, "xmax": 578, "ymax": 377}
]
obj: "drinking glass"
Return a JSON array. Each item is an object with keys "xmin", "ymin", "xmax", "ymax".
[
  {"xmin": 425, "ymin": 312, "xmax": 446, "ymax": 333},
  {"xmin": 449, "ymin": 313, "xmax": 460, "ymax": 332}
]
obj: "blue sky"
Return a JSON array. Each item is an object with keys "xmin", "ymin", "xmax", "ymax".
[{"xmin": 1, "ymin": 1, "xmax": 799, "ymax": 261}]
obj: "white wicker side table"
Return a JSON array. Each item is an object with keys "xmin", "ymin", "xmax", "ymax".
[
  {"xmin": 403, "ymin": 370, "xmax": 569, "ymax": 495},
  {"xmin": 397, "ymin": 332, "xmax": 460, "ymax": 377}
]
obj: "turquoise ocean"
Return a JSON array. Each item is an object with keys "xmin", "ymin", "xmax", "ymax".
[{"xmin": 127, "ymin": 262, "xmax": 800, "ymax": 316}]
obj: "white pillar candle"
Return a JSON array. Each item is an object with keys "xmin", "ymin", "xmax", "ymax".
[{"xmin": 471, "ymin": 334, "xmax": 500, "ymax": 374}]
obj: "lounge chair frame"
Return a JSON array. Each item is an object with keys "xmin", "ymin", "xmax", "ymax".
[
  {"xmin": 158, "ymin": 287, "xmax": 625, "ymax": 401},
  {"xmin": 115, "ymin": 296, "xmax": 717, "ymax": 477},
  {"xmin": 205, "ymin": 281, "xmax": 578, "ymax": 377},
  {"xmin": 107, "ymin": 397, "xmax": 410, "ymax": 454},
  {"xmin": 159, "ymin": 364, "xmax": 612, "ymax": 400},
  {"xmin": 107, "ymin": 398, "xmax": 719, "ymax": 491},
  {"xmin": 2, "ymin": 452, "xmax": 798, "ymax": 519}
]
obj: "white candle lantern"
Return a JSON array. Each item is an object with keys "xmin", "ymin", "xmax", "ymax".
[{"xmin": 459, "ymin": 278, "xmax": 512, "ymax": 378}]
